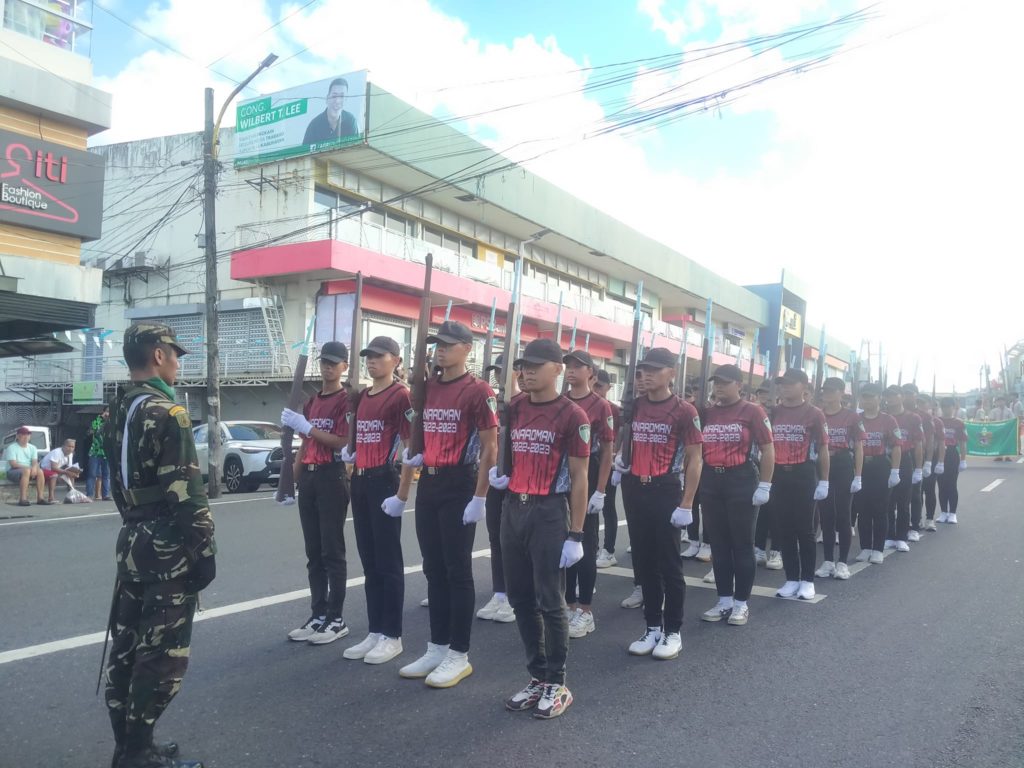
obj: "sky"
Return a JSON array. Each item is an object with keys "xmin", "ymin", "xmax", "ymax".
[{"xmin": 86, "ymin": 0, "xmax": 1022, "ymax": 392}]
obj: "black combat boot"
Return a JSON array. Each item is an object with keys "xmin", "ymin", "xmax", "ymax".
[
  {"xmin": 116, "ymin": 745, "xmax": 202, "ymax": 768},
  {"xmin": 112, "ymin": 741, "xmax": 180, "ymax": 768}
]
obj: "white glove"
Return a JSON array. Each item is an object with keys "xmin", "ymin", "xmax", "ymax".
[
  {"xmin": 613, "ymin": 453, "xmax": 630, "ymax": 474},
  {"xmin": 381, "ymin": 496, "xmax": 405, "ymax": 518},
  {"xmin": 888, "ymin": 468, "xmax": 901, "ymax": 488},
  {"xmin": 912, "ymin": 468, "xmax": 923, "ymax": 485},
  {"xmin": 401, "ymin": 448, "xmax": 424, "ymax": 467},
  {"xmin": 958, "ymin": 459, "xmax": 967, "ymax": 471},
  {"xmin": 462, "ymin": 495, "xmax": 486, "ymax": 525},
  {"xmin": 813, "ymin": 480, "xmax": 829, "ymax": 501},
  {"xmin": 340, "ymin": 445, "xmax": 356, "ymax": 463},
  {"xmin": 934, "ymin": 462, "xmax": 944, "ymax": 475},
  {"xmin": 281, "ymin": 408, "xmax": 312, "ymax": 436},
  {"xmin": 610, "ymin": 470, "xmax": 622, "ymax": 487},
  {"xmin": 850, "ymin": 475, "xmax": 862, "ymax": 493},
  {"xmin": 488, "ymin": 466, "xmax": 509, "ymax": 490},
  {"xmin": 587, "ymin": 491, "xmax": 605, "ymax": 515},
  {"xmin": 923, "ymin": 461, "xmax": 932, "ymax": 478},
  {"xmin": 752, "ymin": 481, "xmax": 771, "ymax": 507},
  {"xmin": 670, "ymin": 507, "xmax": 693, "ymax": 528},
  {"xmin": 559, "ymin": 539, "xmax": 584, "ymax": 568}
]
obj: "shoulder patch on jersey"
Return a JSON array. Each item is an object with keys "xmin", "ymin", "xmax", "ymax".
[
  {"xmin": 168, "ymin": 405, "xmax": 191, "ymax": 428},
  {"xmin": 579, "ymin": 424, "xmax": 591, "ymax": 445},
  {"xmin": 693, "ymin": 415, "xmax": 702, "ymax": 431},
  {"xmin": 405, "ymin": 408, "xmax": 416, "ymax": 423},
  {"xmin": 486, "ymin": 396, "xmax": 497, "ymax": 414},
  {"xmin": 607, "ymin": 415, "xmax": 615, "ymax": 430},
  {"xmin": 763, "ymin": 417, "xmax": 772, "ymax": 431},
  {"xmin": 893, "ymin": 427, "xmax": 903, "ymax": 439}
]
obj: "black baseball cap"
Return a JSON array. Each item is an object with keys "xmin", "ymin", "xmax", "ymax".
[
  {"xmin": 360, "ymin": 336, "xmax": 401, "ymax": 357},
  {"xmin": 637, "ymin": 347, "xmax": 675, "ymax": 369},
  {"xmin": 822, "ymin": 376, "xmax": 846, "ymax": 392},
  {"xmin": 860, "ymin": 382, "xmax": 882, "ymax": 396},
  {"xmin": 427, "ymin": 320, "xmax": 473, "ymax": 345},
  {"xmin": 900, "ymin": 382, "xmax": 919, "ymax": 395},
  {"xmin": 884, "ymin": 384, "xmax": 902, "ymax": 395},
  {"xmin": 320, "ymin": 341, "xmax": 349, "ymax": 364},
  {"xmin": 776, "ymin": 369, "xmax": 809, "ymax": 385},
  {"xmin": 514, "ymin": 338, "xmax": 564, "ymax": 366},
  {"xmin": 710, "ymin": 363, "xmax": 743, "ymax": 383},
  {"xmin": 595, "ymin": 369, "xmax": 611, "ymax": 385},
  {"xmin": 563, "ymin": 349, "xmax": 596, "ymax": 368},
  {"xmin": 484, "ymin": 353, "xmax": 504, "ymax": 373}
]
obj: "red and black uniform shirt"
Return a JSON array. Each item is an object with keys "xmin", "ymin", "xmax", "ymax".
[
  {"xmin": 354, "ymin": 382, "xmax": 411, "ymax": 470},
  {"xmin": 701, "ymin": 400, "xmax": 774, "ymax": 468},
  {"xmin": 860, "ymin": 412, "xmax": 900, "ymax": 459},
  {"xmin": 770, "ymin": 402, "xmax": 829, "ymax": 465},
  {"xmin": 824, "ymin": 408, "xmax": 864, "ymax": 456},
  {"xmin": 914, "ymin": 408, "xmax": 934, "ymax": 447},
  {"xmin": 421, "ymin": 373, "xmax": 498, "ymax": 467},
  {"xmin": 893, "ymin": 410, "xmax": 923, "ymax": 453},
  {"xmin": 301, "ymin": 388, "xmax": 350, "ymax": 465},
  {"xmin": 629, "ymin": 395, "xmax": 703, "ymax": 477},
  {"xmin": 507, "ymin": 396, "xmax": 590, "ymax": 495},
  {"xmin": 930, "ymin": 415, "xmax": 945, "ymax": 461},
  {"xmin": 943, "ymin": 418, "xmax": 966, "ymax": 447},
  {"xmin": 569, "ymin": 391, "xmax": 615, "ymax": 458}
]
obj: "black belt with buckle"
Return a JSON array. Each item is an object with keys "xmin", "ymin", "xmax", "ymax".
[
  {"xmin": 303, "ymin": 463, "xmax": 340, "ymax": 472},
  {"xmin": 353, "ymin": 465, "xmax": 396, "ymax": 478},
  {"xmin": 422, "ymin": 464, "xmax": 475, "ymax": 476},
  {"xmin": 705, "ymin": 464, "xmax": 749, "ymax": 474},
  {"xmin": 513, "ymin": 492, "xmax": 552, "ymax": 503},
  {"xmin": 637, "ymin": 473, "xmax": 676, "ymax": 485}
]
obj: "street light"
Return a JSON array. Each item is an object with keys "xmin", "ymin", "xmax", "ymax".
[{"xmin": 203, "ymin": 53, "xmax": 277, "ymax": 498}]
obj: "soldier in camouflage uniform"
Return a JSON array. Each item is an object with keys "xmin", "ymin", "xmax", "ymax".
[{"xmin": 102, "ymin": 323, "xmax": 216, "ymax": 768}]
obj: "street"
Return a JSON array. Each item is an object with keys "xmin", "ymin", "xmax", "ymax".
[{"xmin": 1, "ymin": 462, "xmax": 1022, "ymax": 768}]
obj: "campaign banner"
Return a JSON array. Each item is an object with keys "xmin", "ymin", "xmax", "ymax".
[
  {"xmin": 966, "ymin": 419, "xmax": 1019, "ymax": 457},
  {"xmin": 234, "ymin": 71, "xmax": 368, "ymax": 167}
]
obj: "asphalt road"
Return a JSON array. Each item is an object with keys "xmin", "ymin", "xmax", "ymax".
[{"xmin": 1, "ymin": 462, "xmax": 1022, "ymax": 768}]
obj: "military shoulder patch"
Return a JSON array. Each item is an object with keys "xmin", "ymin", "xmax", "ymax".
[
  {"xmin": 693, "ymin": 415, "xmax": 702, "ymax": 431},
  {"xmin": 405, "ymin": 408, "xmax": 416, "ymax": 423},
  {"xmin": 486, "ymin": 396, "xmax": 498, "ymax": 414},
  {"xmin": 607, "ymin": 415, "xmax": 615, "ymax": 430},
  {"xmin": 168, "ymin": 405, "xmax": 191, "ymax": 428},
  {"xmin": 579, "ymin": 424, "xmax": 591, "ymax": 445}
]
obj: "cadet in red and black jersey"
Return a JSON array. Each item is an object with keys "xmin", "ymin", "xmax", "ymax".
[
  {"xmin": 397, "ymin": 321, "xmax": 498, "ymax": 689},
  {"xmin": 699, "ymin": 364, "xmax": 775, "ymax": 626},
  {"xmin": 764, "ymin": 369, "xmax": 829, "ymax": 601},
  {"xmin": 617, "ymin": 347, "xmax": 703, "ymax": 659},
  {"xmin": 901, "ymin": 383, "xmax": 932, "ymax": 541},
  {"xmin": 937, "ymin": 397, "xmax": 967, "ymax": 523},
  {"xmin": 853, "ymin": 383, "xmax": 902, "ymax": 564},
  {"xmin": 281, "ymin": 340, "xmax": 352, "ymax": 646},
  {"xmin": 814, "ymin": 377, "xmax": 864, "ymax": 581},
  {"xmin": 917, "ymin": 395, "xmax": 944, "ymax": 532},
  {"xmin": 883, "ymin": 385, "xmax": 923, "ymax": 552},
  {"xmin": 593, "ymin": 369, "xmax": 622, "ymax": 569},
  {"xmin": 561, "ymin": 349, "xmax": 614, "ymax": 640},
  {"xmin": 615, "ymin": 367, "xmax": 647, "ymax": 610},
  {"xmin": 488, "ymin": 338, "xmax": 589, "ymax": 720},
  {"xmin": 335, "ymin": 337, "xmax": 411, "ymax": 666}
]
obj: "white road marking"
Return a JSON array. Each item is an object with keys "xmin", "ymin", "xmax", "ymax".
[
  {"xmin": 980, "ymin": 479, "xmax": 1004, "ymax": 493},
  {"xmin": 596, "ymin": 565, "xmax": 827, "ymax": 603},
  {"xmin": 0, "ymin": 495, "xmax": 282, "ymax": 527},
  {"xmin": 1017, "ymin": 456, "xmax": 1023, "ymax": 464},
  {"xmin": 0, "ymin": 548, "xmax": 492, "ymax": 667}
]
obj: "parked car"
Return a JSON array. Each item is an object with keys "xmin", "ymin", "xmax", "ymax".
[{"xmin": 193, "ymin": 421, "xmax": 298, "ymax": 493}]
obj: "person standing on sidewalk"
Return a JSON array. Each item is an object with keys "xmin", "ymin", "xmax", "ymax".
[
  {"xmin": 815, "ymin": 378, "xmax": 864, "ymax": 581},
  {"xmin": 883, "ymin": 385, "xmax": 923, "ymax": 553},
  {"xmin": 89, "ymin": 406, "xmax": 112, "ymax": 501},
  {"xmin": 282, "ymin": 341, "xmax": 352, "ymax": 646},
  {"xmin": 341, "ymin": 337, "xmax": 411, "ymax": 666},
  {"xmin": 399, "ymin": 321, "xmax": 498, "ymax": 688},
  {"xmin": 593, "ymin": 369, "xmax": 622, "ymax": 569},
  {"xmin": 489, "ymin": 338, "xmax": 589, "ymax": 719}
]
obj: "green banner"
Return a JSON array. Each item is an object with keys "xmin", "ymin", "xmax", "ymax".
[
  {"xmin": 72, "ymin": 380, "xmax": 104, "ymax": 405},
  {"xmin": 966, "ymin": 419, "xmax": 1019, "ymax": 456},
  {"xmin": 236, "ymin": 98, "xmax": 307, "ymax": 132}
]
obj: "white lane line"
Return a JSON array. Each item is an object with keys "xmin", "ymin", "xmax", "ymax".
[
  {"xmin": 980, "ymin": 479, "xmax": 1004, "ymax": 493},
  {"xmin": 1017, "ymin": 456, "xmax": 1023, "ymax": 464},
  {"xmin": 0, "ymin": 495, "xmax": 281, "ymax": 527},
  {"xmin": 597, "ymin": 565, "xmax": 827, "ymax": 604},
  {"xmin": 0, "ymin": 547, "xmax": 491, "ymax": 666}
]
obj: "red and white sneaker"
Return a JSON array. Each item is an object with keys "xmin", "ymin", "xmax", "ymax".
[{"xmin": 533, "ymin": 683, "xmax": 573, "ymax": 719}]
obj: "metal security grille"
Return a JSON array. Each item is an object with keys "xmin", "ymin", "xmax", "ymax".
[
  {"xmin": 163, "ymin": 315, "xmax": 204, "ymax": 377},
  {"xmin": 220, "ymin": 309, "xmax": 272, "ymax": 375}
]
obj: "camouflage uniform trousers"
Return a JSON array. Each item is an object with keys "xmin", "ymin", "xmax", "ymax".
[{"xmin": 104, "ymin": 578, "xmax": 196, "ymax": 748}]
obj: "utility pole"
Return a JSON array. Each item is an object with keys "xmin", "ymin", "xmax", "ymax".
[{"xmin": 202, "ymin": 54, "xmax": 278, "ymax": 498}]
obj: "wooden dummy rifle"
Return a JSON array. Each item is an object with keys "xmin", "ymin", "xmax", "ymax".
[
  {"xmin": 616, "ymin": 282, "xmax": 644, "ymax": 465},
  {"xmin": 407, "ymin": 255, "xmax": 434, "ymax": 457},
  {"xmin": 497, "ymin": 259, "xmax": 523, "ymax": 476},
  {"xmin": 276, "ymin": 315, "xmax": 316, "ymax": 503},
  {"xmin": 344, "ymin": 272, "xmax": 364, "ymax": 456}
]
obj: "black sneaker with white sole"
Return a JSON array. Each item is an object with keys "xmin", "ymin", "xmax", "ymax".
[
  {"xmin": 308, "ymin": 617, "xmax": 349, "ymax": 645},
  {"xmin": 505, "ymin": 679, "xmax": 545, "ymax": 711},
  {"xmin": 287, "ymin": 615, "xmax": 326, "ymax": 642}
]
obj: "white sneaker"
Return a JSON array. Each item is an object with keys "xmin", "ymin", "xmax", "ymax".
[
  {"xmin": 947, "ymin": 513, "xmax": 958, "ymax": 524},
  {"xmin": 884, "ymin": 540, "xmax": 897, "ymax": 550},
  {"xmin": 476, "ymin": 595, "xmax": 502, "ymax": 620},
  {"xmin": 652, "ymin": 632, "xmax": 682, "ymax": 660},
  {"xmin": 869, "ymin": 550, "xmax": 884, "ymax": 564},
  {"xmin": 754, "ymin": 547, "xmax": 767, "ymax": 566},
  {"xmin": 425, "ymin": 650, "xmax": 473, "ymax": 688},
  {"xmin": 492, "ymin": 599, "xmax": 516, "ymax": 623},
  {"xmin": 815, "ymin": 561, "xmax": 835, "ymax": 578},
  {"xmin": 399, "ymin": 642, "xmax": 448, "ymax": 679},
  {"xmin": 343, "ymin": 632, "xmax": 381, "ymax": 660},
  {"xmin": 834, "ymin": 562, "xmax": 851, "ymax": 580},
  {"xmin": 776, "ymin": 580, "xmax": 800, "ymax": 598},
  {"xmin": 727, "ymin": 603, "xmax": 749, "ymax": 626},
  {"xmin": 765, "ymin": 551, "xmax": 783, "ymax": 570},
  {"xmin": 420, "ymin": 597, "xmax": 429, "ymax": 607},
  {"xmin": 596, "ymin": 548, "xmax": 618, "ymax": 568},
  {"xmin": 620, "ymin": 585, "xmax": 643, "ymax": 609},
  {"xmin": 681, "ymin": 541, "xmax": 701, "ymax": 559},
  {"xmin": 702, "ymin": 568, "xmax": 716, "ymax": 584},
  {"xmin": 797, "ymin": 581, "xmax": 815, "ymax": 600},
  {"xmin": 895, "ymin": 540, "xmax": 910, "ymax": 553},
  {"xmin": 936, "ymin": 512, "xmax": 949, "ymax": 523},
  {"xmin": 307, "ymin": 617, "xmax": 349, "ymax": 645},
  {"xmin": 288, "ymin": 615, "xmax": 325, "ymax": 642},
  {"xmin": 680, "ymin": 530, "xmax": 690, "ymax": 544},
  {"xmin": 924, "ymin": 519, "xmax": 938, "ymax": 531},
  {"xmin": 815, "ymin": 530, "xmax": 824, "ymax": 543},
  {"xmin": 568, "ymin": 610, "xmax": 595, "ymax": 639},
  {"xmin": 628, "ymin": 626, "xmax": 663, "ymax": 656},
  {"xmin": 364, "ymin": 636, "xmax": 403, "ymax": 665},
  {"xmin": 627, "ymin": 545, "xmax": 632, "ymax": 554},
  {"xmin": 855, "ymin": 549, "xmax": 872, "ymax": 562},
  {"xmin": 907, "ymin": 530, "xmax": 921, "ymax": 542},
  {"xmin": 701, "ymin": 600, "xmax": 732, "ymax": 622},
  {"xmin": 696, "ymin": 543, "xmax": 712, "ymax": 562}
]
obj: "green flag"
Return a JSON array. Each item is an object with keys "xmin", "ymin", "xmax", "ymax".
[{"xmin": 966, "ymin": 419, "xmax": 1019, "ymax": 457}]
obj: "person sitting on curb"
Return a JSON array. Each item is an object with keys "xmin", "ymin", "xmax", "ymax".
[{"xmin": 4, "ymin": 427, "xmax": 49, "ymax": 506}]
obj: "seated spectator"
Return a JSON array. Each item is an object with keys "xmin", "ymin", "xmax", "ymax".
[
  {"xmin": 4, "ymin": 427, "xmax": 48, "ymax": 506},
  {"xmin": 41, "ymin": 438, "xmax": 80, "ymax": 503}
]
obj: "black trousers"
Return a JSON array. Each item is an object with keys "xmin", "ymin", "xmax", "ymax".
[
  {"xmin": 702, "ymin": 464, "xmax": 758, "ymax": 601},
  {"xmin": 620, "ymin": 475, "xmax": 640, "ymax": 587},
  {"xmin": 415, "ymin": 467, "xmax": 477, "ymax": 652},
  {"xmin": 501, "ymin": 493, "xmax": 570, "ymax": 685},
  {"xmin": 351, "ymin": 468, "xmax": 404, "ymax": 638},
  {"xmin": 938, "ymin": 445, "xmax": 961, "ymax": 514},
  {"xmin": 888, "ymin": 453, "xmax": 914, "ymax": 542},
  {"xmin": 485, "ymin": 486, "xmax": 506, "ymax": 594},
  {"xmin": 686, "ymin": 489, "xmax": 708, "ymax": 545},
  {"xmin": 565, "ymin": 455, "xmax": 600, "ymax": 605},
  {"xmin": 754, "ymin": 494, "xmax": 776, "ymax": 551},
  {"xmin": 820, "ymin": 451, "xmax": 854, "ymax": 563},
  {"xmin": 855, "ymin": 457, "xmax": 892, "ymax": 552},
  {"xmin": 628, "ymin": 475, "xmax": 685, "ymax": 633},
  {"xmin": 909, "ymin": 456, "xmax": 925, "ymax": 531},
  {"xmin": 601, "ymin": 477, "xmax": 619, "ymax": 553},
  {"xmin": 772, "ymin": 463, "xmax": 818, "ymax": 582},
  {"xmin": 297, "ymin": 464, "xmax": 349, "ymax": 619},
  {"xmin": 923, "ymin": 452, "xmax": 939, "ymax": 520}
]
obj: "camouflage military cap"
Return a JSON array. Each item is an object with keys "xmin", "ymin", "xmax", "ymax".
[{"xmin": 123, "ymin": 322, "xmax": 188, "ymax": 356}]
